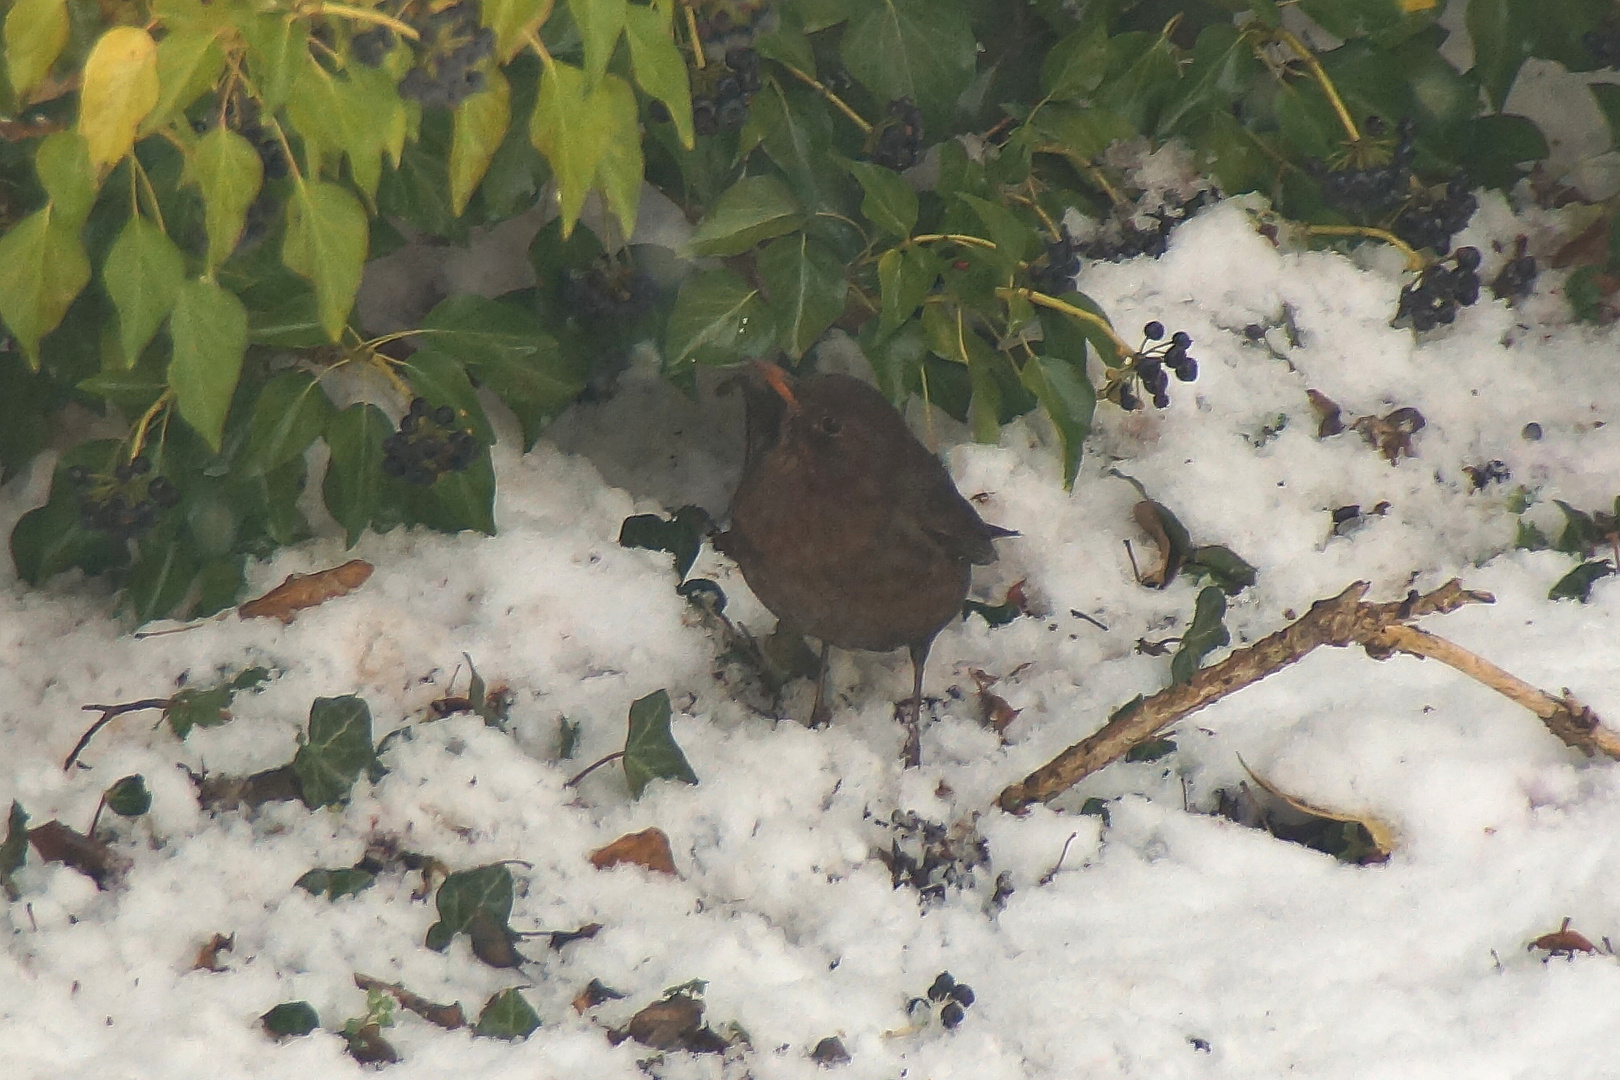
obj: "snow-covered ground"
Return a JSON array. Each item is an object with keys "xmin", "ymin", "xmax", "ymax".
[{"xmin": 8, "ymin": 198, "xmax": 1620, "ymax": 1079}]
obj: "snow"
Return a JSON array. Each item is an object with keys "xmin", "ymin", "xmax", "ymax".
[{"xmin": 8, "ymin": 197, "xmax": 1620, "ymax": 1078}]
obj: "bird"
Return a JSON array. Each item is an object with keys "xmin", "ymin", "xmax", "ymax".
[{"xmin": 715, "ymin": 360, "xmax": 1012, "ymax": 764}]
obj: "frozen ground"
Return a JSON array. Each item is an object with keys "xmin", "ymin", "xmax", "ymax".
[{"xmin": 7, "ymin": 198, "xmax": 1620, "ymax": 1079}]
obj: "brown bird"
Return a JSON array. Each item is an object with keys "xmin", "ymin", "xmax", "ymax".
[{"xmin": 716, "ymin": 361, "xmax": 1012, "ymax": 763}]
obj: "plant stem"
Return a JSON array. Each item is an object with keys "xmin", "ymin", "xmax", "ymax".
[
  {"xmin": 312, "ymin": 4, "xmax": 421, "ymax": 40},
  {"xmin": 1303, "ymin": 224, "xmax": 1423, "ymax": 271},
  {"xmin": 682, "ymin": 1, "xmax": 706, "ymax": 69},
  {"xmin": 1275, "ymin": 27, "xmax": 1360, "ymax": 144},
  {"xmin": 564, "ymin": 751, "xmax": 625, "ymax": 788},
  {"xmin": 128, "ymin": 391, "xmax": 173, "ymax": 461},
  {"xmin": 909, "ymin": 233, "xmax": 999, "ymax": 251},
  {"xmin": 780, "ymin": 63, "xmax": 872, "ymax": 134},
  {"xmin": 999, "ymin": 287, "xmax": 1134, "ymax": 361}
]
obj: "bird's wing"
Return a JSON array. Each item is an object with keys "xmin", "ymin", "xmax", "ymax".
[{"xmin": 899, "ymin": 457, "xmax": 1008, "ymax": 565}]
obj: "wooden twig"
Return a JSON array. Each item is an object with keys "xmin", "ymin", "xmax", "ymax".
[
  {"xmin": 997, "ymin": 580, "xmax": 1618, "ymax": 813},
  {"xmin": 63, "ymin": 700, "xmax": 171, "ymax": 770}
]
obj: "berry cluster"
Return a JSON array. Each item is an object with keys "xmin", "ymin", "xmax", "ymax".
[
  {"xmin": 1392, "ymin": 176, "xmax": 1477, "ymax": 255},
  {"xmin": 1028, "ymin": 231, "xmax": 1082, "ymax": 295},
  {"xmin": 1396, "ymin": 246, "xmax": 1481, "ymax": 331},
  {"xmin": 393, "ymin": 2, "xmax": 495, "ymax": 108},
  {"xmin": 1117, "ymin": 322, "xmax": 1197, "ymax": 410},
  {"xmin": 1491, "ymin": 237, "xmax": 1539, "ymax": 304},
  {"xmin": 1311, "ymin": 117, "xmax": 1415, "ymax": 216},
  {"xmin": 692, "ymin": 47, "xmax": 761, "ymax": 136},
  {"xmin": 1078, "ymin": 190, "xmax": 1212, "ymax": 262},
  {"xmin": 65, "ymin": 456, "xmax": 180, "ymax": 542},
  {"xmin": 907, "ymin": 972, "xmax": 977, "ymax": 1031},
  {"xmin": 870, "ymin": 98, "xmax": 923, "ymax": 171},
  {"xmin": 560, "ymin": 260, "xmax": 659, "ymax": 324},
  {"xmin": 382, "ymin": 398, "xmax": 480, "ymax": 485}
]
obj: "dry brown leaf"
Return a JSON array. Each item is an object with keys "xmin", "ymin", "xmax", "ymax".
[
  {"xmin": 590, "ymin": 828, "xmax": 677, "ymax": 875},
  {"xmin": 28, "ymin": 820, "xmax": 129, "ymax": 888},
  {"xmin": 1132, "ymin": 502, "xmax": 1178, "ymax": 587},
  {"xmin": 625, "ymin": 994, "xmax": 705, "ymax": 1050},
  {"xmin": 572, "ymin": 978, "xmax": 627, "ymax": 1014},
  {"xmin": 1551, "ymin": 217, "xmax": 1610, "ymax": 268},
  {"xmin": 1307, "ymin": 389, "xmax": 1345, "ymax": 437},
  {"xmin": 1529, "ymin": 918, "xmax": 1598, "ymax": 958},
  {"xmin": 192, "ymin": 932, "xmax": 234, "ymax": 972},
  {"xmin": 1238, "ymin": 756, "xmax": 1396, "ymax": 862},
  {"xmin": 237, "ymin": 560, "xmax": 374, "ymax": 623},
  {"xmin": 1351, "ymin": 407, "xmax": 1425, "ymax": 464}
]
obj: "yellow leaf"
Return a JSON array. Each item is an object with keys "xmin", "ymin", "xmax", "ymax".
[
  {"xmin": 1399, "ymin": 0, "xmax": 1437, "ymax": 10},
  {"xmin": 5, "ymin": 0, "xmax": 68, "ymax": 100},
  {"xmin": 79, "ymin": 27, "xmax": 160, "ymax": 173}
]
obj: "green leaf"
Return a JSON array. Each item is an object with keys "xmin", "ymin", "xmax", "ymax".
[
  {"xmin": 618, "ymin": 506, "xmax": 712, "ymax": 578},
  {"xmin": 242, "ymin": 13, "xmax": 307, "ymax": 113},
  {"xmin": 1041, "ymin": 24, "xmax": 1110, "ymax": 99},
  {"xmin": 5, "ymin": 0, "xmax": 68, "ymax": 99},
  {"xmin": 662, "ymin": 267, "xmax": 770, "ymax": 370},
  {"xmin": 1170, "ymin": 586, "xmax": 1229, "ymax": 684},
  {"xmin": 420, "ymin": 294, "xmax": 580, "ymax": 448},
  {"xmin": 293, "ymin": 695, "xmax": 374, "ymax": 808},
  {"xmin": 165, "ymin": 666, "xmax": 269, "ymax": 740},
  {"xmin": 742, "ymin": 82, "xmax": 840, "ymax": 209},
  {"xmin": 1093, "ymin": 31, "xmax": 1178, "ymax": 133},
  {"xmin": 261, "ymin": 1002, "xmax": 320, "ymax": 1039},
  {"xmin": 9, "ymin": 480, "xmax": 128, "ymax": 585},
  {"xmin": 167, "ymin": 278, "xmax": 247, "ymax": 451},
  {"xmin": 530, "ymin": 59, "xmax": 612, "ymax": 236},
  {"xmin": 450, "ymin": 67, "xmax": 511, "ymax": 217},
  {"xmin": 474, "ymin": 989, "xmax": 542, "ymax": 1040},
  {"xmin": 688, "ymin": 175, "xmax": 803, "ymax": 256},
  {"xmin": 624, "ymin": 2, "xmax": 692, "ymax": 148},
  {"xmin": 622, "ymin": 688, "xmax": 698, "ymax": 798},
  {"xmin": 1, "ymin": 801, "xmax": 27, "ymax": 900},
  {"xmin": 1550, "ymin": 560, "xmax": 1615, "ymax": 602},
  {"xmin": 103, "ymin": 216, "xmax": 184, "ymax": 366},
  {"xmin": 295, "ymin": 866, "xmax": 376, "ymax": 900},
  {"xmin": 142, "ymin": 27, "xmax": 224, "ymax": 134},
  {"xmin": 1298, "ymin": 0, "xmax": 1418, "ymax": 43},
  {"xmin": 78, "ymin": 27, "xmax": 160, "ymax": 172},
  {"xmin": 35, "ymin": 131, "xmax": 96, "ymax": 229},
  {"xmin": 190, "ymin": 126, "xmax": 264, "ymax": 270},
  {"xmin": 568, "ymin": 0, "xmax": 626, "ymax": 87},
  {"xmin": 427, "ymin": 864, "xmax": 515, "ymax": 947},
  {"xmin": 1155, "ymin": 23, "xmax": 1256, "ymax": 138},
  {"xmin": 839, "ymin": 0, "xmax": 976, "ymax": 130},
  {"xmin": 592, "ymin": 73, "xmax": 643, "ymax": 241},
  {"xmin": 242, "ymin": 369, "xmax": 335, "ymax": 475},
  {"xmin": 1124, "ymin": 736, "xmax": 1176, "ymax": 763},
  {"xmin": 483, "ymin": 0, "xmax": 551, "ymax": 60},
  {"xmin": 1184, "ymin": 545, "xmax": 1257, "ymax": 595},
  {"xmin": 759, "ymin": 233, "xmax": 846, "ymax": 359},
  {"xmin": 323, "ymin": 403, "xmax": 390, "ymax": 546},
  {"xmin": 1025, "ymin": 103, "xmax": 1136, "ymax": 164},
  {"xmin": 877, "ymin": 245, "xmax": 940, "ymax": 337},
  {"xmin": 398, "ymin": 448, "xmax": 498, "ymax": 536},
  {"xmin": 1018, "ymin": 350, "xmax": 1094, "ymax": 488},
  {"xmin": 104, "ymin": 775, "xmax": 152, "ymax": 818},
  {"xmin": 1466, "ymin": 0, "xmax": 1524, "ymax": 110},
  {"xmin": 844, "ymin": 159, "xmax": 918, "ymax": 237},
  {"xmin": 393, "ymin": 347, "xmax": 494, "ymax": 443},
  {"xmin": 0, "ymin": 207, "xmax": 90, "ymax": 366},
  {"xmin": 283, "ymin": 180, "xmax": 368, "ymax": 341},
  {"xmin": 128, "ymin": 524, "xmax": 200, "ymax": 622},
  {"xmin": 956, "ymin": 191, "xmax": 1034, "ymax": 267}
]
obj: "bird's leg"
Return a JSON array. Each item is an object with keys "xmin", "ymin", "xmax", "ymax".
[
  {"xmin": 900, "ymin": 640, "xmax": 930, "ymax": 768},
  {"xmin": 809, "ymin": 640, "xmax": 832, "ymax": 728}
]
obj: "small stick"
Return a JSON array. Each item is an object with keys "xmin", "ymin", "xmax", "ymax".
[{"xmin": 64, "ymin": 699, "xmax": 171, "ymax": 770}]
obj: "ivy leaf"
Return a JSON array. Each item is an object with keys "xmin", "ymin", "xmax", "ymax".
[
  {"xmin": 955, "ymin": 191, "xmax": 1034, "ymax": 267},
  {"xmin": 688, "ymin": 175, "xmax": 802, "ymax": 255},
  {"xmin": 323, "ymin": 403, "xmax": 391, "ymax": 546},
  {"xmin": 0, "ymin": 208, "xmax": 90, "ymax": 367},
  {"xmin": 593, "ymin": 73, "xmax": 643, "ymax": 241},
  {"xmin": 103, "ymin": 216, "xmax": 184, "ymax": 366},
  {"xmin": 844, "ymin": 159, "xmax": 918, "ymax": 237},
  {"xmin": 5, "ymin": 0, "xmax": 68, "ymax": 99},
  {"xmin": 142, "ymin": 27, "xmax": 224, "ymax": 134},
  {"xmin": 1025, "ymin": 103, "xmax": 1136, "ymax": 164},
  {"xmin": 1156, "ymin": 23, "xmax": 1257, "ymax": 138},
  {"xmin": 426, "ymin": 864, "xmax": 514, "ymax": 949},
  {"xmin": 1018, "ymin": 350, "xmax": 1094, "ymax": 488},
  {"xmin": 1549, "ymin": 560, "xmax": 1614, "ymax": 602},
  {"xmin": 9, "ymin": 458, "xmax": 129, "ymax": 583},
  {"xmin": 167, "ymin": 278, "xmax": 247, "ymax": 451},
  {"xmin": 450, "ymin": 67, "xmax": 511, "ymax": 217},
  {"xmin": 622, "ymin": 689, "xmax": 698, "ymax": 798},
  {"xmin": 1093, "ymin": 31, "xmax": 1178, "ymax": 133},
  {"xmin": 624, "ymin": 2, "xmax": 693, "ymax": 148},
  {"xmin": 1170, "ymin": 586, "xmax": 1229, "ymax": 685},
  {"xmin": 530, "ymin": 59, "xmax": 612, "ymax": 236},
  {"xmin": 34, "ymin": 132, "xmax": 96, "ymax": 229},
  {"xmin": 398, "ymin": 450, "xmax": 497, "ymax": 536},
  {"xmin": 242, "ymin": 369, "xmax": 335, "ymax": 475},
  {"xmin": 165, "ymin": 666, "xmax": 270, "ymax": 740},
  {"xmin": 295, "ymin": 866, "xmax": 376, "ymax": 900},
  {"xmin": 261, "ymin": 1002, "xmax": 320, "ymax": 1039},
  {"xmin": 1184, "ymin": 545, "xmax": 1257, "ymax": 595},
  {"xmin": 568, "ymin": 0, "xmax": 627, "ymax": 87},
  {"xmin": 78, "ymin": 27, "xmax": 160, "ymax": 173},
  {"xmin": 877, "ymin": 245, "xmax": 940, "ymax": 336},
  {"xmin": 474, "ymin": 989, "xmax": 541, "ymax": 1040},
  {"xmin": 618, "ymin": 506, "xmax": 712, "ymax": 578},
  {"xmin": 104, "ymin": 775, "xmax": 152, "ymax": 818},
  {"xmin": 419, "ymin": 295, "xmax": 580, "ymax": 448},
  {"xmin": 744, "ymin": 82, "xmax": 839, "ymax": 209},
  {"xmin": 839, "ymin": 0, "xmax": 976, "ymax": 131},
  {"xmin": 242, "ymin": 13, "xmax": 307, "ymax": 113},
  {"xmin": 1041, "ymin": 25, "xmax": 1111, "ymax": 99},
  {"xmin": 189, "ymin": 126, "xmax": 264, "ymax": 270},
  {"xmin": 128, "ymin": 524, "xmax": 200, "ymax": 622},
  {"xmin": 283, "ymin": 180, "xmax": 368, "ymax": 341},
  {"xmin": 293, "ymin": 695, "xmax": 374, "ymax": 808},
  {"xmin": 662, "ymin": 267, "xmax": 770, "ymax": 371},
  {"xmin": 758, "ymin": 233, "xmax": 847, "ymax": 359}
]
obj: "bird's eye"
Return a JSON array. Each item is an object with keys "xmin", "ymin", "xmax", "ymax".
[{"xmin": 817, "ymin": 414, "xmax": 842, "ymax": 435}]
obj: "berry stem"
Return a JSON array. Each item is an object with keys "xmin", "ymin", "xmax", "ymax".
[
  {"xmin": 681, "ymin": 1, "xmax": 706, "ymax": 69},
  {"xmin": 128, "ymin": 390, "xmax": 173, "ymax": 462},
  {"xmin": 1275, "ymin": 28, "xmax": 1360, "ymax": 144},
  {"xmin": 1303, "ymin": 224, "xmax": 1423, "ymax": 271},
  {"xmin": 312, "ymin": 3, "xmax": 422, "ymax": 42},
  {"xmin": 999, "ymin": 287, "xmax": 1134, "ymax": 362},
  {"xmin": 779, "ymin": 63, "xmax": 872, "ymax": 135},
  {"xmin": 909, "ymin": 233, "xmax": 1000, "ymax": 251}
]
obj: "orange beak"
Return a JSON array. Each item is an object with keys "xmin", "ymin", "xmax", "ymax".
[{"xmin": 753, "ymin": 359, "xmax": 798, "ymax": 408}]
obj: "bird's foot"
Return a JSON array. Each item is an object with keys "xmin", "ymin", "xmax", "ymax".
[
  {"xmin": 894, "ymin": 696, "xmax": 931, "ymax": 769},
  {"xmin": 808, "ymin": 698, "xmax": 833, "ymax": 729}
]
